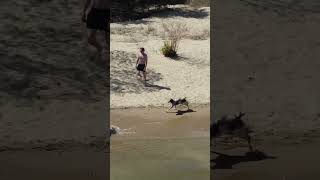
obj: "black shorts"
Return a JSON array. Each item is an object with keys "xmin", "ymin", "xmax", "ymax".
[
  {"xmin": 136, "ymin": 64, "xmax": 145, "ymax": 72},
  {"xmin": 87, "ymin": 8, "xmax": 109, "ymax": 31}
]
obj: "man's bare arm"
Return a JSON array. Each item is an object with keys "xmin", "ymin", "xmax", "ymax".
[
  {"xmin": 82, "ymin": 0, "xmax": 91, "ymax": 22},
  {"xmin": 145, "ymin": 56, "xmax": 148, "ymax": 69},
  {"xmin": 83, "ymin": 0, "xmax": 92, "ymax": 14}
]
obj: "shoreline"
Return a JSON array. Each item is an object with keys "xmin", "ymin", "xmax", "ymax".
[
  {"xmin": 110, "ymin": 102, "xmax": 210, "ymax": 110},
  {"xmin": 0, "ymin": 99, "xmax": 108, "ymax": 151},
  {"xmin": 111, "ymin": 105, "xmax": 210, "ymax": 139}
]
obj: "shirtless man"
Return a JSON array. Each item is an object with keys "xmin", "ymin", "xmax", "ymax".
[
  {"xmin": 136, "ymin": 47, "xmax": 148, "ymax": 83},
  {"xmin": 82, "ymin": 0, "xmax": 110, "ymax": 54}
]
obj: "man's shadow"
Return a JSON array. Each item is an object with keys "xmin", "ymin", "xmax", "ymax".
[
  {"xmin": 211, "ymin": 150, "xmax": 276, "ymax": 169},
  {"xmin": 145, "ymin": 82, "xmax": 171, "ymax": 90}
]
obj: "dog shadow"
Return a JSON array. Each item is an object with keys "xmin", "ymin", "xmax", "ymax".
[
  {"xmin": 145, "ymin": 82, "xmax": 171, "ymax": 90},
  {"xmin": 176, "ymin": 109, "xmax": 196, "ymax": 115},
  {"xmin": 167, "ymin": 109, "xmax": 196, "ymax": 115},
  {"xmin": 211, "ymin": 150, "xmax": 276, "ymax": 169}
]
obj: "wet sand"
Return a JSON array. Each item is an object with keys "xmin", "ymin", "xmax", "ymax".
[
  {"xmin": 111, "ymin": 105, "xmax": 210, "ymax": 137},
  {"xmin": 0, "ymin": 99, "xmax": 209, "ymax": 180},
  {"xmin": 0, "ymin": 149, "xmax": 108, "ymax": 180},
  {"xmin": 212, "ymin": 138, "xmax": 320, "ymax": 180},
  {"xmin": 0, "ymin": 98, "xmax": 109, "ymax": 180},
  {"xmin": 110, "ymin": 105, "xmax": 210, "ymax": 180}
]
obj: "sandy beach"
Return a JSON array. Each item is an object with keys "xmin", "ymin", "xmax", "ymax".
[
  {"xmin": 212, "ymin": 0, "xmax": 320, "ymax": 179},
  {"xmin": 0, "ymin": 0, "xmax": 108, "ymax": 148},
  {"xmin": 0, "ymin": 1, "xmax": 109, "ymax": 179},
  {"xmin": 110, "ymin": 5, "xmax": 210, "ymax": 108},
  {"xmin": 109, "ymin": 4, "xmax": 211, "ymax": 179}
]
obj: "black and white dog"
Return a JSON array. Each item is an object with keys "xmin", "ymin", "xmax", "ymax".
[
  {"xmin": 168, "ymin": 97, "xmax": 189, "ymax": 110},
  {"xmin": 110, "ymin": 126, "xmax": 120, "ymax": 137},
  {"xmin": 211, "ymin": 112, "xmax": 254, "ymax": 151}
]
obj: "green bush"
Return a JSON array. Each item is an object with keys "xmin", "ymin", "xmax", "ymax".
[
  {"xmin": 160, "ymin": 21, "xmax": 188, "ymax": 58},
  {"xmin": 161, "ymin": 41, "xmax": 177, "ymax": 58}
]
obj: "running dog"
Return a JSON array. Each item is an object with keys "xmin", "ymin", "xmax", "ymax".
[
  {"xmin": 110, "ymin": 126, "xmax": 120, "ymax": 137},
  {"xmin": 211, "ymin": 112, "xmax": 254, "ymax": 151},
  {"xmin": 168, "ymin": 97, "xmax": 189, "ymax": 110}
]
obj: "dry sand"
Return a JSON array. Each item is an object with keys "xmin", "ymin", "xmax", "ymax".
[
  {"xmin": 0, "ymin": 0, "xmax": 108, "ymax": 148},
  {"xmin": 110, "ymin": 5, "xmax": 210, "ymax": 108}
]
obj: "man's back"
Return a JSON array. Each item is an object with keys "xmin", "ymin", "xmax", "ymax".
[{"xmin": 92, "ymin": 0, "xmax": 110, "ymax": 9}]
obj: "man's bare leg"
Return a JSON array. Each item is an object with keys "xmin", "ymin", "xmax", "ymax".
[
  {"xmin": 143, "ymin": 71, "xmax": 147, "ymax": 82},
  {"xmin": 137, "ymin": 71, "xmax": 142, "ymax": 77},
  {"xmin": 88, "ymin": 29, "xmax": 102, "ymax": 53}
]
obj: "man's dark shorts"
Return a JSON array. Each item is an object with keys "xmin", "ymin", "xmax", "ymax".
[
  {"xmin": 87, "ymin": 8, "xmax": 110, "ymax": 31},
  {"xmin": 136, "ymin": 64, "xmax": 146, "ymax": 72}
]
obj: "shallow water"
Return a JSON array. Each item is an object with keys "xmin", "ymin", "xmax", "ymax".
[
  {"xmin": 111, "ymin": 137, "xmax": 209, "ymax": 180},
  {"xmin": 110, "ymin": 107, "xmax": 210, "ymax": 180}
]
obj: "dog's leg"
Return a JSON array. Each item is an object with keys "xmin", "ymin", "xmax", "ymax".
[{"xmin": 168, "ymin": 105, "xmax": 174, "ymax": 111}]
